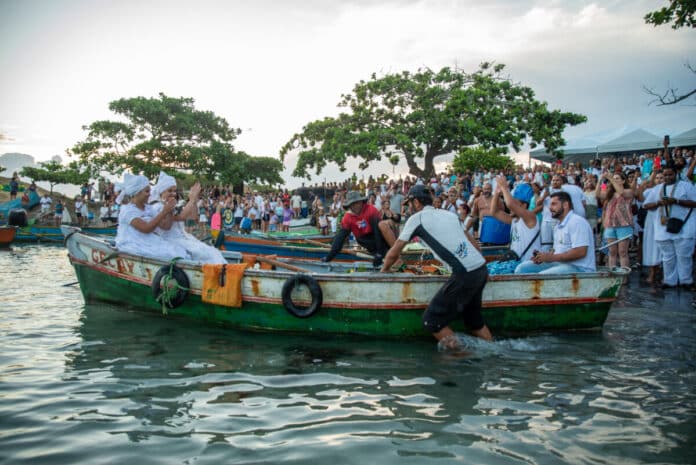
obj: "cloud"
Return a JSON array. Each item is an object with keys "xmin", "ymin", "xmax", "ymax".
[{"xmin": 0, "ymin": 0, "xmax": 694, "ymax": 189}]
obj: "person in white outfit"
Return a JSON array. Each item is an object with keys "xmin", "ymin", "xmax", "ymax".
[
  {"xmin": 638, "ymin": 172, "xmax": 664, "ymax": 284},
  {"xmin": 490, "ymin": 176, "xmax": 541, "ymax": 263},
  {"xmin": 150, "ymin": 171, "xmax": 226, "ymax": 264},
  {"xmin": 642, "ymin": 164, "xmax": 696, "ymax": 289},
  {"xmin": 115, "ymin": 173, "xmax": 189, "ymax": 261}
]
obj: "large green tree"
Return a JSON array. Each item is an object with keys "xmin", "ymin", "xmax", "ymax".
[
  {"xmin": 20, "ymin": 160, "xmax": 91, "ymax": 194},
  {"xmin": 70, "ymin": 93, "xmax": 283, "ymax": 186},
  {"xmin": 281, "ymin": 63, "xmax": 586, "ymax": 179}
]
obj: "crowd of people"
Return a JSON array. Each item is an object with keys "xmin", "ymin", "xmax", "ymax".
[{"xmin": 15, "ymin": 141, "xmax": 694, "ymax": 350}]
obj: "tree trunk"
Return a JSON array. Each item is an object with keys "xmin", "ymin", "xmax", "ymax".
[{"xmin": 403, "ymin": 148, "xmax": 438, "ymax": 179}]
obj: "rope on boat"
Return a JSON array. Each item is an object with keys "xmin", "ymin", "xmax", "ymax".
[{"xmin": 155, "ymin": 257, "xmax": 188, "ymax": 315}]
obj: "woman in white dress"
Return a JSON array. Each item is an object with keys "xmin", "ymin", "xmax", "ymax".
[
  {"xmin": 151, "ymin": 171, "xmax": 226, "ymax": 264},
  {"xmin": 638, "ymin": 171, "xmax": 663, "ymax": 284},
  {"xmin": 115, "ymin": 173, "xmax": 188, "ymax": 261}
]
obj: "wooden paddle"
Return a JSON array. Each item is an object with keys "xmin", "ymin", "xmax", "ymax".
[
  {"xmin": 255, "ymin": 255, "xmax": 312, "ymax": 273},
  {"xmin": 303, "ymin": 238, "xmax": 374, "ymax": 259}
]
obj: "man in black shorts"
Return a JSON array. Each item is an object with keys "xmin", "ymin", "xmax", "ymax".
[{"xmin": 380, "ymin": 185, "xmax": 493, "ymax": 347}]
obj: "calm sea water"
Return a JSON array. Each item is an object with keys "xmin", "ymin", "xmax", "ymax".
[{"xmin": 1, "ymin": 244, "xmax": 695, "ymax": 465}]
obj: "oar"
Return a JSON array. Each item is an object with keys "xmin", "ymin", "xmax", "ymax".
[
  {"xmin": 255, "ymin": 255, "xmax": 312, "ymax": 273},
  {"xmin": 595, "ymin": 234, "xmax": 633, "ymax": 252},
  {"xmin": 303, "ymin": 238, "xmax": 374, "ymax": 259}
]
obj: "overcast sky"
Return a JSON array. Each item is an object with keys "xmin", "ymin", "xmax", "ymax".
[{"xmin": 1, "ymin": 0, "xmax": 694, "ymax": 186}]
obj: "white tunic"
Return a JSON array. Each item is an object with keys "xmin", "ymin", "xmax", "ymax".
[
  {"xmin": 151, "ymin": 202, "xmax": 226, "ymax": 264},
  {"xmin": 641, "ymin": 185, "xmax": 662, "ymax": 267},
  {"xmin": 116, "ymin": 203, "xmax": 189, "ymax": 261}
]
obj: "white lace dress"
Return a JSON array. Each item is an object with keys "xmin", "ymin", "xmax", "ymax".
[
  {"xmin": 116, "ymin": 203, "xmax": 189, "ymax": 261},
  {"xmin": 641, "ymin": 186, "xmax": 662, "ymax": 267},
  {"xmin": 151, "ymin": 202, "xmax": 226, "ymax": 264}
]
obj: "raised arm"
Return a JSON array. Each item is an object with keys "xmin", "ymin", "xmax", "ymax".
[
  {"xmin": 131, "ymin": 198, "xmax": 177, "ymax": 233},
  {"xmin": 171, "ymin": 182, "xmax": 202, "ymax": 222}
]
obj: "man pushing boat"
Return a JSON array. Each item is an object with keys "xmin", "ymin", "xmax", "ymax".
[{"xmin": 380, "ymin": 185, "xmax": 493, "ymax": 348}]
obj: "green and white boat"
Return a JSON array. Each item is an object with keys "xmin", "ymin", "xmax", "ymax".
[{"xmin": 64, "ymin": 227, "xmax": 626, "ymax": 338}]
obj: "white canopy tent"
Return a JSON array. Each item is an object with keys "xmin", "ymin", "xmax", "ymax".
[
  {"xmin": 530, "ymin": 127, "xmax": 696, "ymax": 164},
  {"xmin": 672, "ymin": 128, "xmax": 696, "ymax": 148},
  {"xmin": 596, "ymin": 129, "xmax": 662, "ymax": 154}
]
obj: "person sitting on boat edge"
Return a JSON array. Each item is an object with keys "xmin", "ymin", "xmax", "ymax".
[
  {"xmin": 488, "ymin": 176, "xmax": 541, "ymax": 266},
  {"xmin": 321, "ymin": 190, "xmax": 397, "ymax": 267},
  {"xmin": 115, "ymin": 173, "xmax": 189, "ymax": 261},
  {"xmin": 380, "ymin": 184, "xmax": 493, "ymax": 347},
  {"xmin": 485, "ymin": 180, "xmax": 539, "ymax": 275},
  {"xmin": 150, "ymin": 171, "xmax": 226, "ymax": 264},
  {"xmin": 514, "ymin": 191, "xmax": 596, "ymax": 275}
]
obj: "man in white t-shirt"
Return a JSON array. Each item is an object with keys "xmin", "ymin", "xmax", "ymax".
[
  {"xmin": 515, "ymin": 191, "xmax": 596, "ymax": 274},
  {"xmin": 40, "ymin": 194, "xmax": 52, "ymax": 214},
  {"xmin": 380, "ymin": 185, "xmax": 493, "ymax": 347},
  {"xmin": 291, "ymin": 193, "xmax": 302, "ymax": 217}
]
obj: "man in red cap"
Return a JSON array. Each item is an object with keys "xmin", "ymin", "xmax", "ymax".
[{"xmin": 322, "ymin": 191, "xmax": 397, "ymax": 266}]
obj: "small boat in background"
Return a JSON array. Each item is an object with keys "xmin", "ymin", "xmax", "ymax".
[{"xmin": 14, "ymin": 224, "xmax": 117, "ymax": 243}]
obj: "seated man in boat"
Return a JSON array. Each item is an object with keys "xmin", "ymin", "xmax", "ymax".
[
  {"xmin": 380, "ymin": 184, "xmax": 493, "ymax": 347},
  {"xmin": 321, "ymin": 191, "xmax": 397, "ymax": 266},
  {"xmin": 514, "ymin": 191, "xmax": 596, "ymax": 274}
]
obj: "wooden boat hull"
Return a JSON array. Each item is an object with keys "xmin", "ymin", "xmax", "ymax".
[
  {"xmin": 66, "ymin": 231, "xmax": 623, "ymax": 337},
  {"xmin": 0, "ymin": 226, "xmax": 17, "ymax": 247}
]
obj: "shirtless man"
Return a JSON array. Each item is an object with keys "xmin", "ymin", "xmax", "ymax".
[{"xmin": 465, "ymin": 182, "xmax": 501, "ymax": 238}]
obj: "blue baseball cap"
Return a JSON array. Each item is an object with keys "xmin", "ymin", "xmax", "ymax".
[{"xmin": 512, "ymin": 183, "xmax": 533, "ymax": 205}]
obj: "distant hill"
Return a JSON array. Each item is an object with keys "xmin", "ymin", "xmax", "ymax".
[
  {"xmin": 0, "ymin": 153, "xmax": 79, "ymax": 198},
  {"xmin": 0, "ymin": 153, "xmax": 36, "ymax": 176}
]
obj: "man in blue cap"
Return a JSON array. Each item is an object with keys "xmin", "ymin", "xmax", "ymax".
[
  {"xmin": 380, "ymin": 184, "xmax": 493, "ymax": 347},
  {"xmin": 489, "ymin": 176, "xmax": 541, "ymax": 262}
]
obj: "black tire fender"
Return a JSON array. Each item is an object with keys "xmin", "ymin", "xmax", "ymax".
[
  {"xmin": 281, "ymin": 274, "xmax": 323, "ymax": 318},
  {"xmin": 152, "ymin": 264, "xmax": 190, "ymax": 309}
]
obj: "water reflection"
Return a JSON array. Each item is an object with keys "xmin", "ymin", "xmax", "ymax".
[{"xmin": 2, "ymin": 244, "xmax": 695, "ymax": 464}]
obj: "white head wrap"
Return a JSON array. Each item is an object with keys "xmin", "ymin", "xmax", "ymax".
[
  {"xmin": 123, "ymin": 173, "xmax": 150, "ymax": 196},
  {"xmin": 113, "ymin": 182, "xmax": 125, "ymax": 204},
  {"xmin": 149, "ymin": 171, "xmax": 177, "ymax": 202}
]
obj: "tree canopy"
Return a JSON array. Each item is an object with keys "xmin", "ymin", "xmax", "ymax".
[
  {"xmin": 20, "ymin": 160, "xmax": 91, "ymax": 194},
  {"xmin": 280, "ymin": 63, "xmax": 586, "ymax": 179},
  {"xmin": 452, "ymin": 147, "xmax": 514, "ymax": 173},
  {"xmin": 70, "ymin": 93, "xmax": 283, "ymax": 186},
  {"xmin": 644, "ymin": 0, "xmax": 696, "ymax": 29}
]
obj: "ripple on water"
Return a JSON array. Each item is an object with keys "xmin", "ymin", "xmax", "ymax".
[{"xmin": 1, "ymin": 245, "xmax": 696, "ymax": 464}]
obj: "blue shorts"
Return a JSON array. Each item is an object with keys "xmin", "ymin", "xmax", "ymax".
[{"xmin": 603, "ymin": 225, "xmax": 633, "ymax": 240}]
